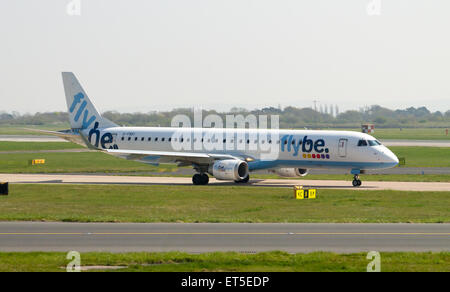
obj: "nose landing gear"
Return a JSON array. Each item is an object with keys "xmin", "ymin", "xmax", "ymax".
[
  {"xmin": 192, "ymin": 173, "xmax": 209, "ymax": 185},
  {"xmin": 352, "ymin": 175, "xmax": 362, "ymax": 187}
]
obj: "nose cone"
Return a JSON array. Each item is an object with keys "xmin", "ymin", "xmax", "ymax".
[{"xmin": 383, "ymin": 148, "xmax": 399, "ymax": 167}]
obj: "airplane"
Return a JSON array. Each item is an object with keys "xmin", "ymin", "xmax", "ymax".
[{"xmin": 39, "ymin": 72, "xmax": 399, "ymax": 187}]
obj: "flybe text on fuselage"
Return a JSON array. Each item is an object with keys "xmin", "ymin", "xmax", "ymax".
[
  {"xmin": 280, "ymin": 135, "xmax": 329, "ymax": 157},
  {"xmin": 88, "ymin": 122, "xmax": 118, "ymax": 149}
]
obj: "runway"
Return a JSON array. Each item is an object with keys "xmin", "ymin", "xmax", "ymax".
[
  {"xmin": 129, "ymin": 166, "xmax": 450, "ymax": 176},
  {"xmin": 0, "ymin": 135, "xmax": 67, "ymax": 142},
  {"xmin": 0, "ymin": 222, "xmax": 448, "ymax": 253},
  {"xmin": 1, "ymin": 173, "xmax": 449, "ymax": 191}
]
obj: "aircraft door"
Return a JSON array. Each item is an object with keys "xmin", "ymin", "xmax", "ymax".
[
  {"xmin": 111, "ymin": 133, "xmax": 118, "ymax": 143},
  {"xmin": 338, "ymin": 138, "xmax": 348, "ymax": 158}
]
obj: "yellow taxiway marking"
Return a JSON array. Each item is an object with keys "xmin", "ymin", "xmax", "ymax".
[{"xmin": 0, "ymin": 232, "xmax": 449, "ymax": 236}]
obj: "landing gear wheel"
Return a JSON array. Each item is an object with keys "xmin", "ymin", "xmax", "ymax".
[
  {"xmin": 192, "ymin": 173, "xmax": 202, "ymax": 185},
  {"xmin": 352, "ymin": 175, "xmax": 362, "ymax": 187},
  {"xmin": 193, "ymin": 173, "xmax": 209, "ymax": 185},
  {"xmin": 200, "ymin": 173, "xmax": 209, "ymax": 185}
]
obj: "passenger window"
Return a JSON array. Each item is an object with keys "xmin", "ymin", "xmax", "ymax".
[
  {"xmin": 128, "ymin": 137, "xmax": 131, "ymax": 141},
  {"xmin": 135, "ymin": 137, "xmax": 138, "ymax": 141},
  {"xmin": 357, "ymin": 140, "xmax": 368, "ymax": 146},
  {"xmin": 141, "ymin": 137, "xmax": 144, "ymax": 141},
  {"xmin": 121, "ymin": 137, "xmax": 124, "ymax": 141},
  {"xmin": 155, "ymin": 137, "xmax": 158, "ymax": 142},
  {"xmin": 148, "ymin": 137, "xmax": 151, "ymax": 141},
  {"xmin": 161, "ymin": 137, "xmax": 165, "ymax": 142}
]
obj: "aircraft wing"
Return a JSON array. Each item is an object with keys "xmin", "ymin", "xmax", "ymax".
[
  {"xmin": 23, "ymin": 128, "xmax": 87, "ymax": 147},
  {"xmin": 106, "ymin": 149, "xmax": 247, "ymax": 165}
]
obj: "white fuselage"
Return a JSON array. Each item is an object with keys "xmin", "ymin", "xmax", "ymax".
[{"xmin": 83, "ymin": 126, "xmax": 399, "ymax": 173}]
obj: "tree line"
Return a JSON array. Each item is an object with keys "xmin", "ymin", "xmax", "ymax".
[{"xmin": 1, "ymin": 105, "xmax": 449, "ymax": 129}]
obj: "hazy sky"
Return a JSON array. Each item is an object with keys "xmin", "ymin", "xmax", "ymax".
[{"xmin": 1, "ymin": 0, "xmax": 449, "ymax": 114}]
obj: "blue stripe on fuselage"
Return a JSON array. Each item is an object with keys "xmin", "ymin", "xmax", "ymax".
[{"xmin": 247, "ymin": 160, "xmax": 398, "ymax": 171}]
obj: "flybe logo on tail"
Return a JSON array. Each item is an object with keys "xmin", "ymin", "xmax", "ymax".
[
  {"xmin": 69, "ymin": 92, "xmax": 119, "ymax": 150},
  {"xmin": 69, "ymin": 92, "xmax": 96, "ymax": 129}
]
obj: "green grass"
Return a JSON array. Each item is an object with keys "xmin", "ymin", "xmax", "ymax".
[
  {"xmin": 389, "ymin": 146, "xmax": 450, "ymax": 167},
  {"xmin": 0, "ymin": 146, "xmax": 448, "ymax": 173},
  {"xmin": 0, "ymin": 184, "xmax": 448, "ymax": 223},
  {"xmin": 0, "ymin": 251, "xmax": 448, "ymax": 272},
  {"xmin": 372, "ymin": 128, "xmax": 450, "ymax": 140},
  {"xmin": 0, "ymin": 152, "xmax": 177, "ymax": 173},
  {"xmin": 331, "ymin": 128, "xmax": 450, "ymax": 140},
  {"xmin": 0, "ymin": 142, "xmax": 82, "ymax": 151},
  {"xmin": 0, "ymin": 125, "xmax": 68, "ymax": 135},
  {"xmin": 0, "ymin": 145, "xmax": 448, "ymax": 182}
]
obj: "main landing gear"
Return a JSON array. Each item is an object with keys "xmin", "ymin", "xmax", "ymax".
[
  {"xmin": 352, "ymin": 174, "xmax": 362, "ymax": 187},
  {"xmin": 234, "ymin": 175, "xmax": 250, "ymax": 184},
  {"xmin": 192, "ymin": 173, "xmax": 209, "ymax": 185}
]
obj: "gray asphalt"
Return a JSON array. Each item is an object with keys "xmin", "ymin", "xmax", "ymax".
[
  {"xmin": 0, "ymin": 135, "xmax": 68, "ymax": 142},
  {"xmin": 141, "ymin": 167, "xmax": 450, "ymax": 176},
  {"xmin": 0, "ymin": 222, "xmax": 449, "ymax": 253}
]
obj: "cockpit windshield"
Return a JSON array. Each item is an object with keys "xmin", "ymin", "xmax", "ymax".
[
  {"xmin": 358, "ymin": 139, "xmax": 382, "ymax": 147},
  {"xmin": 357, "ymin": 140, "xmax": 368, "ymax": 146},
  {"xmin": 368, "ymin": 140, "xmax": 382, "ymax": 146}
]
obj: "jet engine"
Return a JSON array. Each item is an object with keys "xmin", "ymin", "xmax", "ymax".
[
  {"xmin": 271, "ymin": 168, "xmax": 309, "ymax": 178},
  {"xmin": 209, "ymin": 160, "xmax": 249, "ymax": 181}
]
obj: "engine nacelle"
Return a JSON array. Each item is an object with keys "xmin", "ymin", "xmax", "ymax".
[
  {"xmin": 271, "ymin": 168, "xmax": 309, "ymax": 178},
  {"xmin": 209, "ymin": 160, "xmax": 249, "ymax": 181}
]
